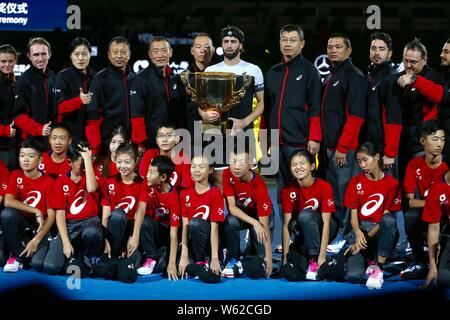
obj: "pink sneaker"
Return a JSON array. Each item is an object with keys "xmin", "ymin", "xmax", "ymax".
[
  {"xmin": 137, "ymin": 258, "xmax": 156, "ymax": 275},
  {"xmin": 366, "ymin": 265, "xmax": 383, "ymax": 289},
  {"xmin": 306, "ymin": 259, "xmax": 319, "ymax": 280},
  {"xmin": 3, "ymin": 256, "xmax": 23, "ymax": 273}
]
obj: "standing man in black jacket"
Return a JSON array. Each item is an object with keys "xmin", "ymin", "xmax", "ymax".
[
  {"xmin": 13, "ymin": 37, "xmax": 54, "ymax": 143},
  {"xmin": 397, "ymin": 38, "xmax": 445, "ymax": 181},
  {"xmin": 264, "ymin": 24, "xmax": 322, "ymax": 239},
  {"xmin": 130, "ymin": 36, "xmax": 185, "ymax": 151},
  {"xmin": 0, "ymin": 44, "xmax": 17, "ymax": 170},
  {"xmin": 321, "ymin": 33, "xmax": 367, "ymax": 242},
  {"xmin": 85, "ymin": 36, "xmax": 132, "ymax": 155},
  {"xmin": 365, "ymin": 32, "xmax": 402, "ymax": 179}
]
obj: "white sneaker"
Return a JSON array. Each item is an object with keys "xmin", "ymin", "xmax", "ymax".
[
  {"xmin": 306, "ymin": 259, "xmax": 319, "ymax": 281},
  {"xmin": 222, "ymin": 259, "xmax": 243, "ymax": 278},
  {"xmin": 3, "ymin": 256, "xmax": 23, "ymax": 273},
  {"xmin": 327, "ymin": 239, "xmax": 347, "ymax": 254},
  {"xmin": 137, "ymin": 258, "xmax": 156, "ymax": 275},
  {"xmin": 365, "ymin": 265, "xmax": 383, "ymax": 289}
]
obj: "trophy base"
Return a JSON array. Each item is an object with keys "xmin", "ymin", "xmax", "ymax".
[{"xmin": 201, "ymin": 119, "xmax": 233, "ymax": 135}]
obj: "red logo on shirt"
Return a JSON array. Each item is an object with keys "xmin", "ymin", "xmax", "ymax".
[
  {"xmin": 24, "ymin": 191, "xmax": 41, "ymax": 208},
  {"xmin": 193, "ymin": 205, "xmax": 210, "ymax": 220},
  {"xmin": 70, "ymin": 190, "xmax": 88, "ymax": 215},
  {"xmin": 116, "ymin": 196, "xmax": 136, "ymax": 214},
  {"xmin": 361, "ymin": 194, "xmax": 384, "ymax": 217}
]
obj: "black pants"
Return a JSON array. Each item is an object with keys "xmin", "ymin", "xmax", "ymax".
[
  {"xmin": 189, "ymin": 217, "xmax": 215, "ymax": 263},
  {"xmin": 404, "ymin": 208, "xmax": 428, "ymax": 263},
  {"xmin": 107, "ymin": 208, "xmax": 134, "ymax": 257},
  {"xmin": 224, "ymin": 214, "xmax": 266, "ymax": 261},
  {"xmin": 42, "ymin": 216, "xmax": 103, "ymax": 275},
  {"xmin": 140, "ymin": 215, "xmax": 170, "ymax": 261},
  {"xmin": 291, "ymin": 208, "xmax": 338, "ymax": 258},
  {"xmin": 438, "ymin": 232, "xmax": 450, "ymax": 288},
  {"xmin": 346, "ymin": 213, "xmax": 398, "ymax": 283},
  {"xmin": 1, "ymin": 208, "xmax": 37, "ymax": 258}
]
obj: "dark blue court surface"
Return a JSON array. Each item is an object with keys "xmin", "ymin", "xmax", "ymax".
[{"xmin": 1, "ymin": 180, "xmax": 449, "ymax": 301}]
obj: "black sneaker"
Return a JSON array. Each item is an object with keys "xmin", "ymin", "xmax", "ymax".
[{"xmin": 400, "ymin": 262, "xmax": 428, "ymax": 279}]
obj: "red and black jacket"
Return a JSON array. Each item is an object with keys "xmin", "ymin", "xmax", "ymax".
[
  {"xmin": 54, "ymin": 65, "xmax": 96, "ymax": 142},
  {"xmin": 85, "ymin": 63, "xmax": 133, "ymax": 153},
  {"xmin": 264, "ymin": 54, "xmax": 322, "ymax": 146},
  {"xmin": 399, "ymin": 65, "xmax": 445, "ymax": 155},
  {"xmin": 321, "ymin": 58, "xmax": 367, "ymax": 153},
  {"xmin": 13, "ymin": 65, "xmax": 56, "ymax": 138},
  {"xmin": 130, "ymin": 62, "xmax": 186, "ymax": 148},
  {"xmin": 0, "ymin": 72, "xmax": 14, "ymax": 150},
  {"xmin": 365, "ymin": 61, "xmax": 403, "ymax": 158}
]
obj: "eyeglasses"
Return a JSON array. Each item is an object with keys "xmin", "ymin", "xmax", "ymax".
[
  {"xmin": 156, "ymin": 133, "xmax": 175, "ymax": 139},
  {"xmin": 403, "ymin": 58, "xmax": 424, "ymax": 66}
]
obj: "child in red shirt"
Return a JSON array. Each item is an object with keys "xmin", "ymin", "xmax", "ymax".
[
  {"xmin": 222, "ymin": 145, "xmax": 272, "ymax": 278},
  {"xmin": 130, "ymin": 155, "xmax": 181, "ymax": 279},
  {"xmin": 39, "ymin": 124, "xmax": 72, "ymax": 179},
  {"xmin": 178, "ymin": 154, "xmax": 224, "ymax": 279},
  {"xmin": 2, "ymin": 139, "xmax": 55, "ymax": 272},
  {"xmin": 43, "ymin": 141, "xmax": 104, "ymax": 275},
  {"xmin": 102, "ymin": 144, "xmax": 143, "ymax": 260},
  {"xmin": 280, "ymin": 149, "xmax": 337, "ymax": 281},
  {"xmin": 344, "ymin": 142, "xmax": 401, "ymax": 289}
]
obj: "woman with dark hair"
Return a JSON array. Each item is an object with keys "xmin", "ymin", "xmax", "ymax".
[
  {"xmin": 54, "ymin": 37, "xmax": 96, "ymax": 142},
  {"xmin": 94, "ymin": 126, "xmax": 130, "ymax": 178},
  {"xmin": 344, "ymin": 142, "xmax": 401, "ymax": 289}
]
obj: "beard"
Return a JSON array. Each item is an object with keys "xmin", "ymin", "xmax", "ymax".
[{"xmin": 224, "ymin": 49, "xmax": 239, "ymax": 60}]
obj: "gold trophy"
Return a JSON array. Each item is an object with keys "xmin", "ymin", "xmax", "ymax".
[{"xmin": 180, "ymin": 71, "xmax": 252, "ymax": 134}]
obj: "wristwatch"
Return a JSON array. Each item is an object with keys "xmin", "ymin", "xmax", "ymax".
[{"xmin": 410, "ymin": 75, "xmax": 417, "ymax": 84}]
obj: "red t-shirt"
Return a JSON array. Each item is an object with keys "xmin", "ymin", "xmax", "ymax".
[
  {"xmin": 51, "ymin": 173, "xmax": 101, "ymax": 220},
  {"xmin": 139, "ymin": 149, "xmax": 193, "ymax": 190},
  {"xmin": 180, "ymin": 186, "xmax": 225, "ymax": 223},
  {"xmin": 422, "ymin": 182, "xmax": 450, "ymax": 224},
  {"xmin": 403, "ymin": 156, "xmax": 448, "ymax": 199},
  {"xmin": 280, "ymin": 178, "xmax": 335, "ymax": 216},
  {"xmin": 345, "ymin": 173, "xmax": 401, "ymax": 223},
  {"xmin": 0, "ymin": 160, "xmax": 10, "ymax": 197},
  {"xmin": 5, "ymin": 170, "xmax": 54, "ymax": 217},
  {"xmin": 101, "ymin": 175, "xmax": 144, "ymax": 220},
  {"xmin": 39, "ymin": 152, "xmax": 71, "ymax": 179},
  {"xmin": 139, "ymin": 184, "xmax": 181, "ymax": 227},
  {"xmin": 222, "ymin": 168, "xmax": 272, "ymax": 217}
]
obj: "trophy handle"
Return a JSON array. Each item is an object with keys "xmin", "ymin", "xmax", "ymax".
[
  {"xmin": 230, "ymin": 73, "xmax": 252, "ymax": 105},
  {"xmin": 180, "ymin": 71, "xmax": 197, "ymax": 101}
]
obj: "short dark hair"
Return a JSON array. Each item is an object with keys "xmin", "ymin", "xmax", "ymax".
[
  {"xmin": 0, "ymin": 44, "xmax": 17, "ymax": 58},
  {"xmin": 330, "ymin": 33, "xmax": 351, "ymax": 49},
  {"xmin": 280, "ymin": 25, "xmax": 304, "ymax": 40},
  {"xmin": 68, "ymin": 37, "xmax": 91, "ymax": 55},
  {"xmin": 115, "ymin": 143, "xmax": 137, "ymax": 163},
  {"xmin": 356, "ymin": 141, "xmax": 383, "ymax": 169},
  {"xmin": 156, "ymin": 120, "xmax": 177, "ymax": 132},
  {"xmin": 418, "ymin": 119, "xmax": 442, "ymax": 139},
  {"xmin": 148, "ymin": 36, "xmax": 170, "ymax": 49},
  {"xmin": 404, "ymin": 38, "xmax": 427, "ymax": 59},
  {"xmin": 50, "ymin": 123, "xmax": 72, "ymax": 138},
  {"xmin": 20, "ymin": 138, "xmax": 44, "ymax": 156},
  {"xmin": 221, "ymin": 25, "xmax": 244, "ymax": 43},
  {"xmin": 28, "ymin": 37, "xmax": 51, "ymax": 54},
  {"xmin": 290, "ymin": 149, "xmax": 315, "ymax": 169},
  {"xmin": 370, "ymin": 32, "xmax": 393, "ymax": 51},
  {"xmin": 150, "ymin": 155, "xmax": 175, "ymax": 179},
  {"xmin": 67, "ymin": 140, "xmax": 90, "ymax": 161},
  {"xmin": 108, "ymin": 36, "xmax": 130, "ymax": 51}
]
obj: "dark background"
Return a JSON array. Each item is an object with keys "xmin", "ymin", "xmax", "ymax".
[{"xmin": 1, "ymin": 0, "xmax": 449, "ymax": 75}]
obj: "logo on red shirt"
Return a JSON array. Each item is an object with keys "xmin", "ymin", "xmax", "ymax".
[
  {"xmin": 70, "ymin": 190, "xmax": 87, "ymax": 215},
  {"xmin": 24, "ymin": 191, "xmax": 41, "ymax": 208},
  {"xmin": 304, "ymin": 198, "xmax": 319, "ymax": 210},
  {"xmin": 116, "ymin": 196, "xmax": 136, "ymax": 214},
  {"xmin": 193, "ymin": 205, "xmax": 210, "ymax": 220},
  {"xmin": 361, "ymin": 193, "xmax": 384, "ymax": 217}
]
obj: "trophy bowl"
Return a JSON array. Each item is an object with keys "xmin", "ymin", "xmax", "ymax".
[{"xmin": 180, "ymin": 71, "xmax": 252, "ymax": 133}]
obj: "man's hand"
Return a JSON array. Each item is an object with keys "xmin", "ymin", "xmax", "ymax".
[
  {"xmin": 199, "ymin": 109, "xmax": 220, "ymax": 123},
  {"xmin": 9, "ymin": 121, "xmax": 16, "ymax": 137},
  {"xmin": 335, "ymin": 150, "xmax": 347, "ymax": 167},
  {"xmin": 383, "ymin": 156, "xmax": 395, "ymax": 169},
  {"xmin": 42, "ymin": 121, "xmax": 52, "ymax": 136},
  {"xmin": 79, "ymin": 87, "xmax": 92, "ymax": 105},
  {"xmin": 307, "ymin": 140, "xmax": 320, "ymax": 155},
  {"xmin": 397, "ymin": 74, "xmax": 415, "ymax": 88}
]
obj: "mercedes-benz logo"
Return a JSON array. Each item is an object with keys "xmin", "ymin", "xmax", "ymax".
[{"xmin": 314, "ymin": 54, "xmax": 330, "ymax": 76}]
